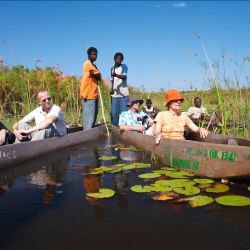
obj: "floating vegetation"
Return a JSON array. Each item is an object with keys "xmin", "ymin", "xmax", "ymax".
[
  {"xmin": 215, "ymin": 195, "xmax": 250, "ymax": 206},
  {"xmin": 86, "ymin": 188, "xmax": 115, "ymax": 199},
  {"xmin": 248, "ymin": 187, "xmax": 250, "ymax": 191},
  {"xmin": 138, "ymin": 173, "xmax": 161, "ymax": 179},
  {"xmin": 198, "ymin": 183, "xmax": 212, "ymax": 189},
  {"xmin": 205, "ymin": 184, "xmax": 230, "ymax": 193},
  {"xmin": 154, "ymin": 179, "xmax": 196, "ymax": 188},
  {"xmin": 98, "ymin": 156, "xmax": 117, "ymax": 161},
  {"xmin": 147, "ymin": 185, "xmax": 172, "ymax": 192},
  {"xmin": 164, "ymin": 171, "xmax": 194, "ymax": 179},
  {"xmin": 173, "ymin": 186, "xmax": 200, "ymax": 196},
  {"xmin": 130, "ymin": 185, "xmax": 152, "ymax": 193},
  {"xmin": 179, "ymin": 195, "xmax": 214, "ymax": 207},
  {"xmin": 193, "ymin": 178, "xmax": 214, "ymax": 184},
  {"xmin": 118, "ymin": 146, "xmax": 140, "ymax": 151},
  {"xmin": 152, "ymin": 193, "xmax": 174, "ymax": 201}
]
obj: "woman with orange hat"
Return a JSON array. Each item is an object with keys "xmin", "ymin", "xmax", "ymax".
[{"xmin": 154, "ymin": 89, "xmax": 208, "ymax": 144}]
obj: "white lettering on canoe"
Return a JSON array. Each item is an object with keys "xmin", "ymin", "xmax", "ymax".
[{"xmin": 0, "ymin": 149, "xmax": 17, "ymax": 160}]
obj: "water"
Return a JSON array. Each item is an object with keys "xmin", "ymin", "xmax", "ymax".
[{"xmin": 0, "ymin": 136, "xmax": 249, "ymax": 250}]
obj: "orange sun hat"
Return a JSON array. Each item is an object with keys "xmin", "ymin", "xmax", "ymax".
[{"xmin": 165, "ymin": 89, "xmax": 184, "ymax": 106}]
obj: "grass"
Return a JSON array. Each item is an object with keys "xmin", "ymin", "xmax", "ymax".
[{"xmin": 0, "ymin": 64, "xmax": 249, "ymax": 138}]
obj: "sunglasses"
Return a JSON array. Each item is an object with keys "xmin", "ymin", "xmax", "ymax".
[{"xmin": 41, "ymin": 97, "xmax": 51, "ymax": 102}]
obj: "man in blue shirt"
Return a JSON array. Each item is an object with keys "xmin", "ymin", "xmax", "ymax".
[{"xmin": 119, "ymin": 96, "xmax": 154, "ymax": 135}]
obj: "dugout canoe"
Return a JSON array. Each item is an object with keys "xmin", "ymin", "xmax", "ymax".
[
  {"xmin": 0, "ymin": 125, "xmax": 106, "ymax": 168},
  {"xmin": 111, "ymin": 126, "xmax": 250, "ymax": 179}
]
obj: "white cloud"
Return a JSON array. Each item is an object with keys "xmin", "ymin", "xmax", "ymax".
[{"xmin": 172, "ymin": 2, "xmax": 187, "ymax": 8}]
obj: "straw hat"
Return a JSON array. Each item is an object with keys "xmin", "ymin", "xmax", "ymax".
[{"xmin": 165, "ymin": 89, "xmax": 184, "ymax": 106}]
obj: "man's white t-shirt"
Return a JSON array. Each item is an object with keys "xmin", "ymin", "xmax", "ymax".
[
  {"xmin": 22, "ymin": 104, "xmax": 67, "ymax": 136},
  {"xmin": 186, "ymin": 106, "xmax": 208, "ymax": 119},
  {"xmin": 111, "ymin": 64, "xmax": 129, "ymax": 97}
]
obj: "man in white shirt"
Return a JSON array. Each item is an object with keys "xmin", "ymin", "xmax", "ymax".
[
  {"xmin": 110, "ymin": 52, "xmax": 129, "ymax": 127},
  {"xmin": 13, "ymin": 90, "xmax": 67, "ymax": 142},
  {"xmin": 186, "ymin": 97, "xmax": 210, "ymax": 123}
]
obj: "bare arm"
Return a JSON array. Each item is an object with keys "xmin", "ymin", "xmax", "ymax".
[
  {"xmin": 154, "ymin": 122, "xmax": 162, "ymax": 144},
  {"xmin": 20, "ymin": 116, "xmax": 58, "ymax": 134},
  {"xmin": 112, "ymin": 72, "xmax": 127, "ymax": 80},
  {"xmin": 119, "ymin": 124, "xmax": 145, "ymax": 133},
  {"xmin": 0, "ymin": 129, "xmax": 7, "ymax": 145},
  {"xmin": 187, "ymin": 121, "xmax": 209, "ymax": 139}
]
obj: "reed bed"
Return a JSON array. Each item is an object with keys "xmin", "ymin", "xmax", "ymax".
[{"xmin": 0, "ymin": 64, "xmax": 249, "ymax": 138}]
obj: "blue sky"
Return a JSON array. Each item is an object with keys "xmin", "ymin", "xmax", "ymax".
[{"xmin": 0, "ymin": 1, "xmax": 250, "ymax": 91}]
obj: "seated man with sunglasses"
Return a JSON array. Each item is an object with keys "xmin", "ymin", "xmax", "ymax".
[{"xmin": 13, "ymin": 90, "xmax": 67, "ymax": 142}]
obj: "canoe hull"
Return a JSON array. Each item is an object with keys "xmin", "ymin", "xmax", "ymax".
[
  {"xmin": 112, "ymin": 126, "xmax": 250, "ymax": 179},
  {"xmin": 0, "ymin": 125, "xmax": 106, "ymax": 168}
]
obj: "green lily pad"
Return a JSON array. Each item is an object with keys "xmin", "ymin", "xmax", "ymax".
[
  {"xmin": 180, "ymin": 195, "xmax": 214, "ymax": 207},
  {"xmin": 173, "ymin": 186, "xmax": 200, "ymax": 196},
  {"xmin": 89, "ymin": 169, "xmax": 104, "ymax": 175},
  {"xmin": 86, "ymin": 188, "xmax": 115, "ymax": 199},
  {"xmin": 153, "ymin": 170, "xmax": 168, "ymax": 174},
  {"xmin": 133, "ymin": 162, "xmax": 151, "ymax": 169},
  {"xmin": 215, "ymin": 195, "xmax": 250, "ymax": 206},
  {"xmin": 99, "ymin": 166, "xmax": 114, "ymax": 172},
  {"xmin": 160, "ymin": 167, "xmax": 175, "ymax": 171},
  {"xmin": 130, "ymin": 185, "xmax": 152, "ymax": 193},
  {"xmin": 164, "ymin": 171, "xmax": 189, "ymax": 179},
  {"xmin": 98, "ymin": 156, "xmax": 117, "ymax": 160},
  {"xmin": 205, "ymin": 184, "xmax": 230, "ymax": 193},
  {"xmin": 154, "ymin": 179, "xmax": 196, "ymax": 188},
  {"xmin": 122, "ymin": 164, "xmax": 138, "ymax": 170},
  {"xmin": 138, "ymin": 173, "xmax": 161, "ymax": 179},
  {"xmin": 198, "ymin": 183, "xmax": 212, "ymax": 189},
  {"xmin": 193, "ymin": 178, "xmax": 214, "ymax": 184},
  {"xmin": 248, "ymin": 187, "xmax": 250, "ymax": 191},
  {"xmin": 147, "ymin": 185, "xmax": 172, "ymax": 192}
]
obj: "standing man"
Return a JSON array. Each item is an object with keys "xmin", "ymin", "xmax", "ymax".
[
  {"xmin": 12, "ymin": 90, "xmax": 67, "ymax": 142},
  {"xmin": 80, "ymin": 47, "xmax": 101, "ymax": 130},
  {"xmin": 110, "ymin": 52, "xmax": 129, "ymax": 127}
]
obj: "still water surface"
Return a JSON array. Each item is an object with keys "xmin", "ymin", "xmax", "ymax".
[{"xmin": 0, "ymin": 137, "xmax": 249, "ymax": 250}]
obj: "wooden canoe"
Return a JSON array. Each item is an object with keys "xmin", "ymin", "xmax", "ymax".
[
  {"xmin": 0, "ymin": 125, "xmax": 106, "ymax": 168},
  {"xmin": 111, "ymin": 126, "xmax": 250, "ymax": 179}
]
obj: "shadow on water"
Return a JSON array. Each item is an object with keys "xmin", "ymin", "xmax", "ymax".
[{"xmin": 0, "ymin": 136, "xmax": 249, "ymax": 250}]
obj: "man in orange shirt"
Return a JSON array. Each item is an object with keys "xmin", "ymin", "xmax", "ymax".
[{"xmin": 80, "ymin": 47, "xmax": 101, "ymax": 130}]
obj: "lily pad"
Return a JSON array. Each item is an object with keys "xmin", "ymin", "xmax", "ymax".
[
  {"xmin": 152, "ymin": 193, "xmax": 174, "ymax": 201},
  {"xmin": 122, "ymin": 164, "xmax": 138, "ymax": 170},
  {"xmin": 154, "ymin": 179, "xmax": 196, "ymax": 188},
  {"xmin": 205, "ymin": 184, "xmax": 230, "ymax": 193},
  {"xmin": 89, "ymin": 169, "xmax": 104, "ymax": 175},
  {"xmin": 198, "ymin": 183, "xmax": 212, "ymax": 189},
  {"xmin": 248, "ymin": 187, "xmax": 250, "ymax": 191},
  {"xmin": 86, "ymin": 188, "xmax": 115, "ymax": 199},
  {"xmin": 215, "ymin": 195, "xmax": 250, "ymax": 206},
  {"xmin": 98, "ymin": 156, "xmax": 117, "ymax": 161},
  {"xmin": 133, "ymin": 162, "xmax": 151, "ymax": 169},
  {"xmin": 173, "ymin": 186, "xmax": 200, "ymax": 196},
  {"xmin": 147, "ymin": 185, "xmax": 172, "ymax": 192},
  {"xmin": 193, "ymin": 178, "xmax": 214, "ymax": 184},
  {"xmin": 180, "ymin": 195, "xmax": 214, "ymax": 207},
  {"xmin": 164, "ymin": 171, "xmax": 189, "ymax": 179},
  {"xmin": 130, "ymin": 185, "xmax": 152, "ymax": 193},
  {"xmin": 138, "ymin": 173, "xmax": 161, "ymax": 179}
]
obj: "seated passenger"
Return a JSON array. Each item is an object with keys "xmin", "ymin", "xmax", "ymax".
[
  {"xmin": 119, "ymin": 96, "xmax": 154, "ymax": 135},
  {"xmin": 0, "ymin": 121, "xmax": 15, "ymax": 145},
  {"xmin": 186, "ymin": 97, "xmax": 210, "ymax": 124},
  {"xmin": 142, "ymin": 98, "xmax": 160, "ymax": 120},
  {"xmin": 154, "ymin": 89, "xmax": 208, "ymax": 144},
  {"xmin": 13, "ymin": 90, "xmax": 67, "ymax": 142}
]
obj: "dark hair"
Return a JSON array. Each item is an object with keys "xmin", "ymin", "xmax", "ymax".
[
  {"xmin": 114, "ymin": 52, "xmax": 124, "ymax": 61},
  {"xmin": 87, "ymin": 47, "xmax": 98, "ymax": 55},
  {"xmin": 194, "ymin": 97, "xmax": 201, "ymax": 101}
]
